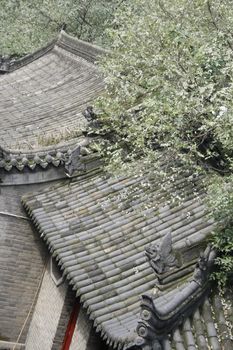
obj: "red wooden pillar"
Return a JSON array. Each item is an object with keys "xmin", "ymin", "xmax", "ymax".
[{"xmin": 61, "ymin": 301, "xmax": 80, "ymax": 350}]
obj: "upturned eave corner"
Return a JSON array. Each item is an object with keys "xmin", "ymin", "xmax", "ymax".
[{"xmin": 135, "ymin": 245, "xmax": 217, "ymax": 350}]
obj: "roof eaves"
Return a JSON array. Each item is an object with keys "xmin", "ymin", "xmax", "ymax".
[
  {"xmin": 136, "ymin": 246, "xmax": 216, "ymax": 349},
  {"xmin": 56, "ymin": 30, "xmax": 108, "ymax": 63},
  {"xmin": 0, "ymin": 140, "xmax": 100, "ymax": 174},
  {"xmin": 0, "ymin": 30, "xmax": 108, "ymax": 74},
  {"xmin": 0, "ymin": 39, "xmax": 56, "ymax": 74}
]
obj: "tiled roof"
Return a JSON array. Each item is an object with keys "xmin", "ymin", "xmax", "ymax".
[
  {"xmin": 22, "ymin": 170, "xmax": 215, "ymax": 349},
  {"xmin": 160, "ymin": 292, "xmax": 233, "ymax": 350},
  {"xmin": 0, "ymin": 31, "xmax": 104, "ymax": 151}
]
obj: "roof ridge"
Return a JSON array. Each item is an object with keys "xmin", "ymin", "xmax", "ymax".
[
  {"xmin": 56, "ymin": 30, "xmax": 108, "ymax": 63},
  {"xmin": 0, "ymin": 30, "xmax": 107, "ymax": 74},
  {"xmin": 0, "ymin": 140, "xmax": 100, "ymax": 173},
  {"xmin": 0, "ymin": 39, "xmax": 56, "ymax": 73}
]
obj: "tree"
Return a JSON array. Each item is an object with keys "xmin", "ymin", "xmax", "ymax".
[
  {"xmin": 92, "ymin": 0, "xmax": 233, "ymax": 285},
  {"xmin": 0, "ymin": 0, "xmax": 125, "ymax": 56}
]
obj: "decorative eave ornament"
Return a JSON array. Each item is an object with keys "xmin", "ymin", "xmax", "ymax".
[
  {"xmin": 65, "ymin": 142, "xmax": 93, "ymax": 177},
  {"xmin": 136, "ymin": 245, "xmax": 216, "ymax": 349},
  {"xmin": 65, "ymin": 145, "xmax": 83, "ymax": 176},
  {"xmin": 0, "ymin": 145, "xmax": 67, "ymax": 172},
  {"xmin": 145, "ymin": 233, "xmax": 179, "ymax": 274},
  {"xmin": 0, "ymin": 56, "xmax": 10, "ymax": 73}
]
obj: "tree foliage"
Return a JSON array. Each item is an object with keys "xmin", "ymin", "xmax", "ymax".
[
  {"xmin": 92, "ymin": 0, "xmax": 233, "ymax": 284},
  {"xmin": 96, "ymin": 0, "xmax": 232, "ymax": 169},
  {"xmin": 0, "ymin": 0, "xmax": 125, "ymax": 55},
  {"xmin": 208, "ymin": 175, "xmax": 233, "ymax": 286}
]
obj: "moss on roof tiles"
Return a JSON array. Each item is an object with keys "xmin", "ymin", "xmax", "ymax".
[{"xmin": 22, "ymin": 170, "xmax": 217, "ymax": 348}]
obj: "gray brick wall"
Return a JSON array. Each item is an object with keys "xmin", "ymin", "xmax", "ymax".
[
  {"xmin": 25, "ymin": 264, "xmax": 67, "ymax": 350},
  {"xmin": 0, "ymin": 341, "xmax": 25, "ymax": 349},
  {"xmin": 0, "ymin": 185, "xmax": 48, "ymax": 343}
]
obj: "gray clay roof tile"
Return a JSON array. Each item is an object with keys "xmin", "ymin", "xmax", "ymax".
[
  {"xmin": 0, "ymin": 32, "xmax": 105, "ymax": 175},
  {"xmin": 22, "ymin": 170, "xmax": 218, "ymax": 349}
]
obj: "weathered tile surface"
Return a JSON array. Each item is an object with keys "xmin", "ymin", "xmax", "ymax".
[
  {"xmin": 0, "ymin": 32, "xmax": 104, "ymax": 150},
  {"xmin": 23, "ymin": 171, "xmax": 215, "ymax": 349},
  {"xmin": 162, "ymin": 292, "xmax": 233, "ymax": 350}
]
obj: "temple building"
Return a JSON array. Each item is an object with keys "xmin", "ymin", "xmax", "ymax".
[{"xmin": 0, "ymin": 31, "xmax": 232, "ymax": 350}]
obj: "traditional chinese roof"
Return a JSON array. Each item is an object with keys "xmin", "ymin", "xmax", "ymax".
[
  {"xmin": 22, "ymin": 169, "xmax": 220, "ymax": 349},
  {"xmin": 0, "ymin": 30, "xmax": 105, "ymax": 158}
]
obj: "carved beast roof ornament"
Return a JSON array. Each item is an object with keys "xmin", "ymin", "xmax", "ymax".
[
  {"xmin": 82, "ymin": 106, "xmax": 97, "ymax": 122},
  {"xmin": 65, "ymin": 145, "xmax": 82, "ymax": 176},
  {"xmin": 145, "ymin": 232, "xmax": 179, "ymax": 274},
  {"xmin": 193, "ymin": 244, "xmax": 213, "ymax": 285},
  {"xmin": 0, "ymin": 56, "xmax": 10, "ymax": 73}
]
